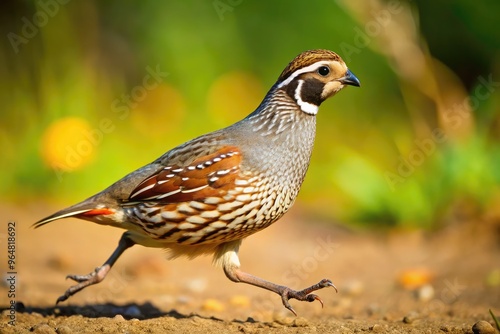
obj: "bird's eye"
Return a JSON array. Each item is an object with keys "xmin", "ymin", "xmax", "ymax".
[{"xmin": 317, "ymin": 66, "xmax": 330, "ymax": 76}]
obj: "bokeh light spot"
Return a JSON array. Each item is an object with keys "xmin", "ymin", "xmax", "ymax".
[{"xmin": 41, "ymin": 117, "xmax": 97, "ymax": 172}]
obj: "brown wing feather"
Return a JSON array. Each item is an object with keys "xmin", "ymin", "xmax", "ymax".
[{"xmin": 129, "ymin": 146, "xmax": 242, "ymax": 202}]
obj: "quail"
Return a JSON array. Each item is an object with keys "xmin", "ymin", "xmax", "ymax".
[{"xmin": 35, "ymin": 49, "xmax": 360, "ymax": 315}]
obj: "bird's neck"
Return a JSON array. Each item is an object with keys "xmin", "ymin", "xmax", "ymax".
[{"xmin": 236, "ymin": 86, "xmax": 317, "ymax": 185}]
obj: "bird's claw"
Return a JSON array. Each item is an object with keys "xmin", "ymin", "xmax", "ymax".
[
  {"xmin": 311, "ymin": 294, "xmax": 324, "ymax": 307},
  {"xmin": 56, "ymin": 265, "xmax": 110, "ymax": 304},
  {"xmin": 280, "ymin": 278, "xmax": 337, "ymax": 316},
  {"xmin": 56, "ymin": 293, "xmax": 70, "ymax": 304},
  {"xmin": 322, "ymin": 279, "xmax": 338, "ymax": 293},
  {"xmin": 65, "ymin": 268, "xmax": 99, "ymax": 283}
]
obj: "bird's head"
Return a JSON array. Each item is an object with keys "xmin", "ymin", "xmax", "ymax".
[{"xmin": 276, "ymin": 49, "xmax": 360, "ymax": 115}]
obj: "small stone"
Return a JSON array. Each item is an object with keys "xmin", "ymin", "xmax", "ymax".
[
  {"xmin": 367, "ymin": 303, "xmax": 381, "ymax": 316},
  {"xmin": 402, "ymin": 317, "xmax": 411, "ymax": 324},
  {"xmin": 123, "ymin": 305, "xmax": 142, "ymax": 318},
  {"xmin": 268, "ymin": 321, "xmax": 282, "ymax": 328},
  {"xmin": 292, "ymin": 317, "xmax": 309, "ymax": 327},
  {"xmin": 229, "ymin": 295, "xmax": 250, "ymax": 308},
  {"xmin": 440, "ymin": 325, "xmax": 452, "ymax": 332},
  {"xmin": 273, "ymin": 316, "xmax": 293, "ymax": 326},
  {"xmin": 56, "ymin": 326, "xmax": 72, "ymax": 334},
  {"xmin": 340, "ymin": 325, "xmax": 354, "ymax": 333},
  {"xmin": 177, "ymin": 295, "xmax": 191, "ymax": 304},
  {"xmin": 416, "ymin": 284, "xmax": 434, "ymax": 302},
  {"xmin": 370, "ymin": 324, "xmax": 385, "ymax": 332},
  {"xmin": 47, "ymin": 320, "xmax": 57, "ymax": 328},
  {"xmin": 202, "ymin": 298, "xmax": 225, "ymax": 312},
  {"xmin": 403, "ymin": 312, "xmax": 419, "ymax": 324},
  {"xmin": 186, "ymin": 278, "xmax": 208, "ymax": 293},
  {"xmin": 472, "ymin": 320, "xmax": 495, "ymax": 334},
  {"xmin": 343, "ymin": 279, "xmax": 364, "ymax": 296},
  {"xmin": 190, "ymin": 315, "xmax": 207, "ymax": 325},
  {"xmin": 113, "ymin": 314, "xmax": 126, "ymax": 322},
  {"xmin": 32, "ymin": 323, "xmax": 56, "ymax": 334}
]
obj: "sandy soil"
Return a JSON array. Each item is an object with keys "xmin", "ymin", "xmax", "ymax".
[{"xmin": 1, "ymin": 202, "xmax": 499, "ymax": 333}]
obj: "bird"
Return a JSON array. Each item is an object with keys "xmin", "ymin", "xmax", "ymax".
[{"xmin": 35, "ymin": 49, "xmax": 360, "ymax": 315}]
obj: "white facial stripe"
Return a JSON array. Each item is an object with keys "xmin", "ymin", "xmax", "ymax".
[
  {"xmin": 295, "ymin": 80, "xmax": 319, "ymax": 115},
  {"xmin": 277, "ymin": 61, "xmax": 332, "ymax": 89}
]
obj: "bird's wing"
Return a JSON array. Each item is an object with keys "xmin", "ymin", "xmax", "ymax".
[{"xmin": 128, "ymin": 146, "xmax": 243, "ymax": 203}]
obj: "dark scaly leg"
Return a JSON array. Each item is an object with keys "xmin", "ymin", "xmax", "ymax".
[{"xmin": 56, "ymin": 232, "xmax": 135, "ymax": 304}]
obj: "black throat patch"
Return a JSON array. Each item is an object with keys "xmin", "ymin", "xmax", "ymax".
[{"xmin": 284, "ymin": 78, "xmax": 324, "ymax": 107}]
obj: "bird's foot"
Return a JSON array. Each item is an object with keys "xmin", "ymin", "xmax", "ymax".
[
  {"xmin": 280, "ymin": 279, "xmax": 337, "ymax": 316},
  {"xmin": 56, "ymin": 264, "xmax": 111, "ymax": 304}
]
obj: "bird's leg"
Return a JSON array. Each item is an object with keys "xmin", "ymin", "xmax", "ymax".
[
  {"xmin": 219, "ymin": 244, "xmax": 336, "ymax": 316},
  {"xmin": 56, "ymin": 232, "xmax": 135, "ymax": 304},
  {"xmin": 225, "ymin": 268, "xmax": 336, "ymax": 316}
]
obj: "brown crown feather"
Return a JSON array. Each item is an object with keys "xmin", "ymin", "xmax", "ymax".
[{"xmin": 277, "ymin": 49, "xmax": 343, "ymax": 82}]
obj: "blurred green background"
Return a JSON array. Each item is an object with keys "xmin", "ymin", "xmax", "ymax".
[{"xmin": 1, "ymin": 0, "xmax": 499, "ymax": 228}]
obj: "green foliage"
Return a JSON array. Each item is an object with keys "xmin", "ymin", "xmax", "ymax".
[{"xmin": 1, "ymin": 0, "xmax": 499, "ymax": 228}]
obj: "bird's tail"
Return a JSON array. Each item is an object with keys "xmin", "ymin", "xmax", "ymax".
[{"xmin": 33, "ymin": 201, "xmax": 116, "ymax": 229}]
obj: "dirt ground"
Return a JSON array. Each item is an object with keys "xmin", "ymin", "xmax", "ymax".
[{"xmin": 1, "ymin": 201, "xmax": 499, "ymax": 333}]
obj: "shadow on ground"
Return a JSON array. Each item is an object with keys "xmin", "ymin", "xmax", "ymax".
[{"xmin": 3, "ymin": 302, "xmax": 229, "ymax": 321}]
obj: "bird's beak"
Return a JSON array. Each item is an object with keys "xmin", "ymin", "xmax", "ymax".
[{"xmin": 338, "ymin": 69, "xmax": 360, "ymax": 87}]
